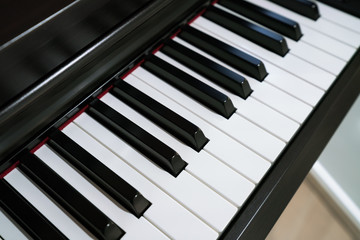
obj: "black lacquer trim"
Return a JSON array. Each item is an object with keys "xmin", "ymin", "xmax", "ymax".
[
  {"xmin": 0, "ymin": 0, "xmax": 210, "ymax": 168},
  {"xmin": 0, "ymin": 0, "xmax": 152, "ymax": 108}
]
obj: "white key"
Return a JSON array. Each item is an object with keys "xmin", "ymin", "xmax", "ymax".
[
  {"xmin": 5, "ymin": 169, "xmax": 92, "ymax": 239},
  {"xmin": 287, "ymin": 40, "xmax": 346, "ymax": 75},
  {"xmin": 132, "ymin": 67, "xmax": 285, "ymax": 162},
  {"xmin": 250, "ymin": 80, "xmax": 312, "ymax": 124},
  {"xmin": 34, "ymin": 144, "xmax": 173, "ymax": 240},
  {"xmin": 316, "ymin": 1, "xmax": 360, "ymax": 34},
  {"xmin": 125, "ymin": 74, "xmax": 271, "ymax": 183},
  {"xmin": 61, "ymin": 124, "xmax": 218, "ymax": 240},
  {"xmin": 0, "ymin": 210, "xmax": 28, "ymax": 240},
  {"xmin": 235, "ymin": 97, "xmax": 299, "ymax": 141},
  {"xmin": 255, "ymin": 0, "xmax": 360, "ymax": 47},
  {"xmin": 73, "ymin": 114, "xmax": 237, "ymax": 233},
  {"xmin": 101, "ymin": 92, "xmax": 255, "ymax": 207},
  {"xmin": 155, "ymin": 51, "xmax": 300, "ymax": 142},
  {"xmin": 174, "ymin": 36, "xmax": 321, "ymax": 111},
  {"xmin": 171, "ymin": 37, "xmax": 314, "ymax": 123},
  {"xmin": 216, "ymin": 2, "xmax": 356, "ymax": 62},
  {"xmin": 264, "ymin": 61, "xmax": 324, "ymax": 107},
  {"xmin": 300, "ymin": 25, "xmax": 355, "ymax": 61},
  {"xmin": 192, "ymin": 17, "xmax": 336, "ymax": 90},
  {"xmin": 215, "ymin": 3, "xmax": 347, "ymax": 76}
]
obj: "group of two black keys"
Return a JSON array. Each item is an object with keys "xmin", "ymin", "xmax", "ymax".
[
  {"xmin": 0, "ymin": 0, "xmax": 316, "ymax": 239},
  {"xmin": 140, "ymin": 0, "xmax": 309, "ymax": 118}
]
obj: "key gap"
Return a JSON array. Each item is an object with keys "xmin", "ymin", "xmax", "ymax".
[
  {"xmin": 250, "ymin": 92, "xmax": 303, "ymax": 124},
  {"xmin": 273, "ymin": 7, "xmax": 356, "ymax": 48},
  {"xmin": 234, "ymin": 109, "xmax": 289, "ymax": 143},
  {"xmin": 214, "ymin": 2, "xmax": 345, "ymax": 63},
  {"xmin": 307, "ymin": 22, "xmax": 355, "ymax": 48},
  {"xmin": 263, "ymin": 79, "xmax": 317, "ymax": 108},
  {"xmin": 124, "ymin": 74, "xmax": 270, "ymax": 183},
  {"xmin": 131, "ymin": 73, "xmax": 273, "ymax": 163},
  {"xmin": 66, "ymin": 122, "xmax": 217, "ymax": 239},
  {"xmin": 38, "ymin": 145, "xmax": 132, "ymax": 222},
  {"xmin": 0, "ymin": 208, "xmax": 33, "ymax": 240},
  {"xmin": 171, "ymin": 37, "xmax": 310, "ymax": 124},
  {"xmin": 297, "ymin": 37, "xmax": 351, "ymax": 62},
  {"xmin": 155, "ymin": 50, "xmax": 293, "ymax": 141},
  {"xmin": 203, "ymin": 148, "xmax": 259, "ymax": 184},
  {"xmin": 191, "ymin": 22, "xmax": 330, "ymax": 91},
  {"xmin": 173, "ymin": 34, "xmax": 325, "ymax": 103},
  {"xmin": 124, "ymin": 74, "xmax": 267, "ymax": 185},
  {"xmin": 184, "ymin": 167, "xmax": 239, "ymax": 207},
  {"xmin": 156, "ymin": 50, "xmax": 298, "ymax": 140},
  {"xmin": 141, "ymin": 213, "xmax": 173, "ymax": 240},
  {"xmin": 6, "ymin": 169, "xmax": 95, "ymax": 239},
  {"xmin": 321, "ymin": 15, "xmax": 360, "ymax": 36},
  {"xmin": 288, "ymin": 51, "xmax": 339, "ymax": 76},
  {"xmin": 156, "ymin": 50, "xmax": 252, "ymax": 101},
  {"xmin": 73, "ymin": 120, "xmax": 220, "ymax": 233},
  {"xmin": 205, "ymin": 4, "xmax": 289, "ymax": 56},
  {"xmin": 215, "ymin": 3, "xmax": 299, "ymax": 43}
]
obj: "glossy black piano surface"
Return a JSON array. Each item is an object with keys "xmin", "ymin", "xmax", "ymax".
[{"xmin": 1, "ymin": 0, "xmax": 360, "ymax": 239}]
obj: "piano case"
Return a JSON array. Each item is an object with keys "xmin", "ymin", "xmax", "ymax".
[{"xmin": 1, "ymin": 0, "xmax": 359, "ymax": 239}]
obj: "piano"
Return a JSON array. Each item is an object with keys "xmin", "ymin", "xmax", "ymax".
[{"xmin": 0, "ymin": 0, "xmax": 359, "ymax": 239}]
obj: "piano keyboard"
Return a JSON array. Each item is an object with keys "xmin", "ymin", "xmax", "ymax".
[{"xmin": 1, "ymin": 0, "xmax": 360, "ymax": 239}]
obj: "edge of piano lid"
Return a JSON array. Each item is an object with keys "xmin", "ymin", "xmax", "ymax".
[
  {"xmin": 0, "ymin": 0, "xmax": 210, "ymax": 164},
  {"xmin": 0, "ymin": 0, "xmax": 360, "ymax": 239}
]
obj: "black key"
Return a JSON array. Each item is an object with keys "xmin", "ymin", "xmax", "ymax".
[
  {"xmin": 88, "ymin": 98, "xmax": 187, "ymax": 177},
  {"xmin": 161, "ymin": 39, "xmax": 252, "ymax": 99},
  {"xmin": 0, "ymin": 179, "xmax": 67, "ymax": 240},
  {"xmin": 18, "ymin": 152, "xmax": 125, "ymax": 240},
  {"xmin": 143, "ymin": 54, "xmax": 236, "ymax": 118},
  {"xmin": 47, "ymin": 128, "xmax": 151, "ymax": 218},
  {"xmin": 179, "ymin": 25, "xmax": 267, "ymax": 81},
  {"xmin": 269, "ymin": 0, "xmax": 320, "ymax": 20},
  {"xmin": 219, "ymin": 0, "xmax": 302, "ymax": 41},
  {"xmin": 112, "ymin": 80, "xmax": 209, "ymax": 152},
  {"xmin": 203, "ymin": 6, "xmax": 289, "ymax": 56}
]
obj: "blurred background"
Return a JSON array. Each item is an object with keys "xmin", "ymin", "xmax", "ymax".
[{"xmin": 267, "ymin": 95, "xmax": 360, "ymax": 240}]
